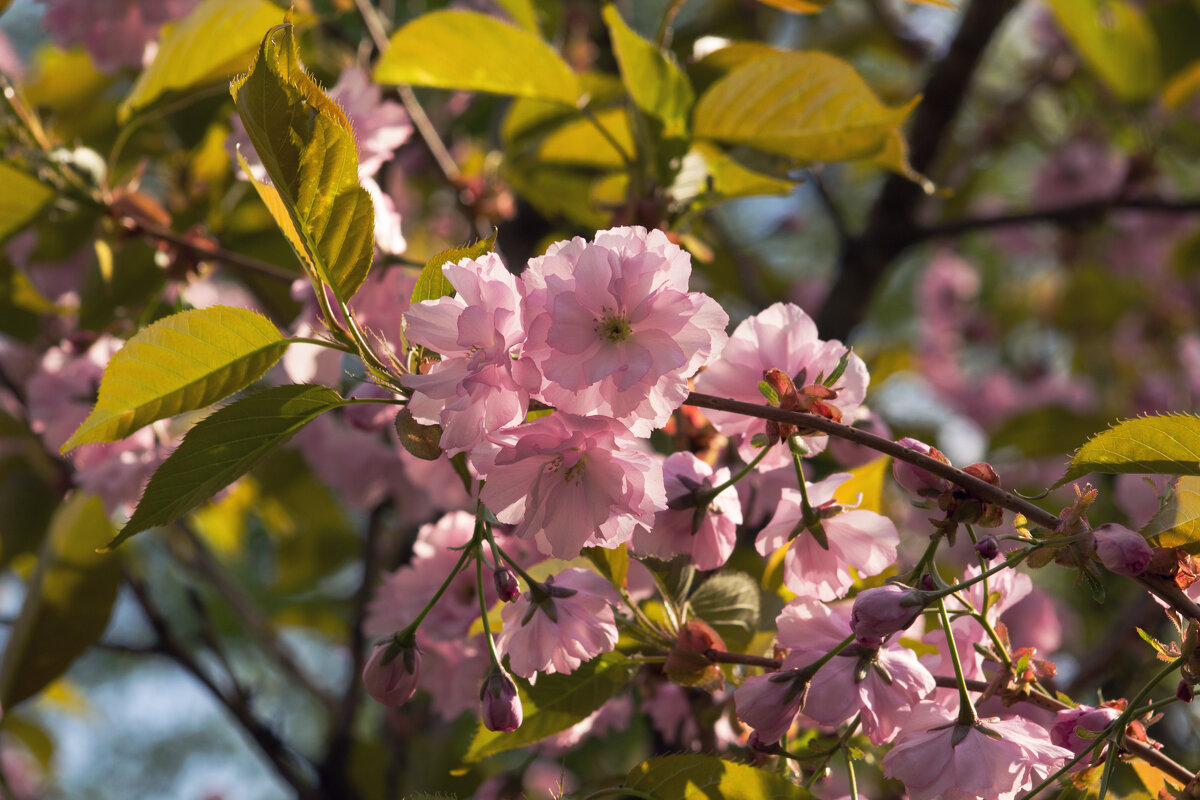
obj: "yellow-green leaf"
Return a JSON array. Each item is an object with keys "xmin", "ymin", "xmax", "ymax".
[
  {"xmin": 603, "ymin": 4, "xmax": 694, "ymax": 138},
  {"xmin": 625, "ymin": 755, "xmax": 814, "ymax": 800},
  {"xmin": 833, "ymin": 455, "xmax": 889, "ymax": 514},
  {"xmin": 0, "ymin": 493, "xmax": 120, "ymax": 709},
  {"xmin": 120, "ymin": 0, "xmax": 291, "ymax": 121},
  {"xmin": 231, "ymin": 24, "xmax": 374, "ymax": 303},
  {"xmin": 0, "ymin": 162, "xmax": 55, "ymax": 245},
  {"xmin": 374, "ymin": 10, "xmax": 581, "ymax": 105},
  {"xmin": 115, "ymin": 384, "xmax": 347, "ymax": 548},
  {"xmin": 1045, "ymin": 0, "xmax": 1161, "ymax": 103},
  {"xmin": 669, "ymin": 142, "xmax": 794, "ymax": 208},
  {"xmin": 1054, "ymin": 414, "xmax": 1200, "ymax": 488},
  {"xmin": 537, "ymin": 107, "xmax": 634, "ymax": 168},
  {"xmin": 754, "ymin": 0, "xmax": 833, "ymax": 12},
  {"xmin": 61, "ymin": 306, "xmax": 288, "ymax": 453},
  {"xmin": 693, "ymin": 51, "xmax": 918, "ymax": 164},
  {"xmin": 1142, "ymin": 475, "xmax": 1200, "ymax": 554},
  {"xmin": 1162, "ymin": 59, "xmax": 1200, "ymax": 110}
]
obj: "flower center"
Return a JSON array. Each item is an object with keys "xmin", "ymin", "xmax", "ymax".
[{"xmin": 596, "ymin": 313, "xmax": 632, "ymax": 343}]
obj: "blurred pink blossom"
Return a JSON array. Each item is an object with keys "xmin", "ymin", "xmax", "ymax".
[{"xmin": 40, "ymin": 0, "xmax": 199, "ymax": 72}]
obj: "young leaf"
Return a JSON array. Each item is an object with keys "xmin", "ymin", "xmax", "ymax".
[
  {"xmin": 693, "ymin": 51, "xmax": 918, "ymax": 164},
  {"xmin": 0, "ymin": 493, "xmax": 120, "ymax": 709},
  {"xmin": 1044, "ymin": 0, "xmax": 1161, "ymax": 103},
  {"xmin": 624, "ymin": 754, "xmax": 814, "ymax": 799},
  {"xmin": 120, "ymin": 0, "xmax": 290, "ymax": 120},
  {"xmin": 462, "ymin": 653, "xmax": 632, "ymax": 762},
  {"xmin": 374, "ymin": 10, "xmax": 581, "ymax": 105},
  {"xmin": 411, "ymin": 229, "xmax": 498, "ymax": 306},
  {"xmin": 602, "ymin": 4, "xmax": 694, "ymax": 139},
  {"xmin": 230, "ymin": 23, "xmax": 374, "ymax": 304},
  {"xmin": 62, "ymin": 306, "xmax": 288, "ymax": 453},
  {"xmin": 584, "ymin": 543, "xmax": 629, "ymax": 589},
  {"xmin": 1053, "ymin": 414, "xmax": 1200, "ymax": 487},
  {"xmin": 687, "ymin": 571, "xmax": 760, "ymax": 651},
  {"xmin": 1141, "ymin": 475, "xmax": 1200, "ymax": 554},
  {"xmin": 755, "ymin": 0, "xmax": 834, "ymax": 12},
  {"xmin": 0, "ymin": 161, "xmax": 55, "ymax": 244},
  {"xmin": 113, "ymin": 384, "xmax": 347, "ymax": 548}
]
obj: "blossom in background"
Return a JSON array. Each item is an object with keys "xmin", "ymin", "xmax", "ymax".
[
  {"xmin": 882, "ymin": 701, "xmax": 1071, "ymax": 800},
  {"xmin": 477, "ymin": 413, "xmax": 665, "ymax": 559},
  {"xmin": 755, "ymin": 473, "xmax": 897, "ymax": 601},
  {"xmin": 403, "ymin": 252, "xmax": 541, "ymax": 455},
  {"xmin": 40, "ymin": 0, "xmax": 199, "ymax": 72},
  {"xmin": 1051, "ymin": 705, "xmax": 1120, "ymax": 769},
  {"xmin": 522, "ymin": 226, "xmax": 728, "ymax": 436},
  {"xmin": 693, "ymin": 302, "xmax": 868, "ymax": 466},
  {"xmin": 632, "ymin": 452, "xmax": 741, "ymax": 571},
  {"xmin": 497, "ymin": 568, "xmax": 620, "ymax": 678}
]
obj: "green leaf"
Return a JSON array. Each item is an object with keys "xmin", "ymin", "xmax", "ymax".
[
  {"xmin": 693, "ymin": 51, "xmax": 918, "ymax": 164},
  {"xmin": 584, "ymin": 544, "xmax": 629, "ymax": 589},
  {"xmin": 114, "ymin": 384, "xmax": 346, "ymax": 548},
  {"xmin": 1054, "ymin": 414, "xmax": 1200, "ymax": 487},
  {"xmin": 1045, "ymin": 0, "xmax": 1161, "ymax": 103},
  {"xmin": 231, "ymin": 23, "xmax": 374, "ymax": 303},
  {"xmin": 537, "ymin": 108, "xmax": 634, "ymax": 168},
  {"xmin": 687, "ymin": 571, "xmax": 760, "ymax": 652},
  {"xmin": 669, "ymin": 142, "xmax": 794, "ymax": 209},
  {"xmin": 1142, "ymin": 475, "xmax": 1200, "ymax": 553},
  {"xmin": 462, "ymin": 653, "xmax": 632, "ymax": 762},
  {"xmin": 0, "ymin": 493, "xmax": 121, "ymax": 709},
  {"xmin": 374, "ymin": 10, "xmax": 581, "ymax": 105},
  {"xmin": 62, "ymin": 306, "xmax": 288, "ymax": 453},
  {"xmin": 120, "ymin": 0, "xmax": 291, "ymax": 121},
  {"xmin": 624, "ymin": 755, "xmax": 814, "ymax": 800},
  {"xmin": 0, "ymin": 162, "xmax": 55, "ymax": 245},
  {"xmin": 411, "ymin": 230, "xmax": 498, "ymax": 306},
  {"xmin": 602, "ymin": 5, "xmax": 695, "ymax": 139}
]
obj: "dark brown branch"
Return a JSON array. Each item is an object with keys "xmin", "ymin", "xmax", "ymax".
[
  {"xmin": 914, "ymin": 196, "xmax": 1200, "ymax": 242},
  {"xmin": 124, "ymin": 572, "xmax": 321, "ymax": 800},
  {"xmin": 816, "ymin": 0, "xmax": 1019, "ymax": 340}
]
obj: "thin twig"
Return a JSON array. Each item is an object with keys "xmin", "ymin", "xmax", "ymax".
[{"xmin": 123, "ymin": 218, "xmax": 298, "ymax": 282}]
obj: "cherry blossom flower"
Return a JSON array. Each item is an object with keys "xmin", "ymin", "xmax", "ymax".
[
  {"xmin": 522, "ymin": 226, "xmax": 728, "ymax": 436},
  {"xmin": 734, "ymin": 653, "xmax": 812, "ymax": 743},
  {"xmin": 1051, "ymin": 705, "xmax": 1120, "ymax": 768},
  {"xmin": 755, "ymin": 473, "xmax": 897, "ymax": 601},
  {"xmin": 632, "ymin": 452, "xmax": 741, "ymax": 571},
  {"xmin": 41, "ymin": 0, "xmax": 199, "ymax": 72},
  {"xmin": 693, "ymin": 302, "xmax": 868, "ymax": 466},
  {"xmin": 477, "ymin": 413, "xmax": 665, "ymax": 559},
  {"xmin": 497, "ymin": 568, "xmax": 620, "ymax": 678},
  {"xmin": 776, "ymin": 599, "xmax": 935, "ymax": 744},
  {"xmin": 882, "ymin": 701, "xmax": 1071, "ymax": 800},
  {"xmin": 403, "ymin": 252, "xmax": 541, "ymax": 455}
]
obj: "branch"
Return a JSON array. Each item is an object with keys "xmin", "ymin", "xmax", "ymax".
[
  {"xmin": 124, "ymin": 571, "xmax": 321, "ymax": 800},
  {"xmin": 121, "ymin": 218, "xmax": 299, "ymax": 282},
  {"xmin": 914, "ymin": 196, "xmax": 1200, "ymax": 241},
  {"xmin": 816, "ymin": 0, "xmax": 1019, "ymax": 340}
]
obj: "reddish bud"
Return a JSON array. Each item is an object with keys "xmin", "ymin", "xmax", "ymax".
[
  {"xmin": 494, "ymin": 568, "xmax": 521, "ymax": 602},
  {"xmin": 362, "ymin": 640, "xmax": 421, "ymax": 707},
  {"xmin": 974, "ymin": 535, "xmax": 1001, "ymax": 560},
  {"xmin": 849, "ymin": 584, "xmax": 927, "ymax": 640},
  {"xmin": 1093, "ymin": 523, "xmax": 1154, "ymax": 576},
  {"xmin": 666, "ymin": 619, "xmax": 725, "ymax": 689},
  {"xmin": 480, "ymin": 668, "xmax": 523, "ymax": 732},
  {"xmin": 892, "ymin": 438, "xmax": 950, "ymax": 499}
]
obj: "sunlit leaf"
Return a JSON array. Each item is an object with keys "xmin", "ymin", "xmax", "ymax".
[
  {"xmin": 584, "ymin": 543, "xmax": 629, "ymax": 589},
  {"xmin": 114, "ymin": 384, "xmax": 346, "ymax": 548},
  {"xmin": 1162, "ymin": 58, "xmax": 1200, "ymax": 110},
  {"xmin": 870, "ymin": 130, "xmax": 935, "ymax": 193},
  {"xmin": 493, "ymin": 0, "xmax": 540, "ymax": 31},
  {"xmin": 1142, "ymin": 475, "xmax": 1200, "ymax": 553},
  {"xmin": 537, "ymin": 107, "xmax": 633, "ymax": 168},
  {"xmin": 693, "ymin": 51, "xmax": 918, "ymax": 164},
  {"xmin": 0, "ymin": 162, "xmax": 55, "ymax": 245},
  {"xmin": 463, "ymin": 653, "xmax": 633, "ymax": 762},
  {"xmin": 231, "ymin": 23, "xmax": 374, "ymax": 303},
  {"xmin": 603, "ymin": 5, "xmax": 694, "ymax": 138},
  {"xmin": 1054, "ymin": 414, "xmax": 1200, "ymax": 487},
  {"xmin": 1046, "ymin": 0, "xmax": 1161, "ymax": 103},
  {"xmin": 833, "ymin": 455, "xmax": 889, "ymax": 514},
  {"xmin": 688, "ymin": 572, "xmax": 760, "ymax": 651},
  {"xmin": 625, "ymin": 755, "xmax": 814, "ymax": 799},
  {"xmin": 754, "ymin": 0, "xmax": 833, "ymax": 13},
  {"xmin": 120, "ymin": 0, "xmax": 291, "ymax": 120},
  {"xmin": 0, "ymin": 493, "xmax": 120, "ymax": 709},
  {"xmin": 375, "ymin": 10, "xmax": 581, "ymax": 105},
  {"xmin": 62, "ymin": 306, "xmax": 287, "ymax": 452},
  {"xmin": 668, "ymin": 143, "xmax": 794, "ymax": 210},
  {"xmin": 412, "ymin": 229, "xmax": 498, "ymax": 306}
]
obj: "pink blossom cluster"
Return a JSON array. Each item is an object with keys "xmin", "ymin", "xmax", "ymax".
[{"xmin": 40, "ymin": 0, "xmax": 199, "ymax": 72}]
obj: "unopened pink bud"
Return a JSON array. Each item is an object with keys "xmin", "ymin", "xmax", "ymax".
[
  {"xmin": 974, "ymin": 535, "xmax": 1000, "ymax": 560},
  {"xmin": 892, "ymin": 438, "xmax": 949, "ymax": 498},
  {"xmin": 1093, "ymin": 523, "xmax": 1154, "ymax": 576},
  {"xmin": 362, "ymin": 641, "xmax": 421, "ymax": 707},
  {"xmin": 849, "ymin": 584, "xmax": 926, "ymax": 639},
  {"xmin": 494, "ymin": 568, "xmax": 521, "ymax": 602},
  {"xmin": 1050, "ymin": 705, "xmax": 1119, "ymax": 755},
  {"xmin": 481, "ymin": 669, "xmax": 523, "ymax": 732},
  {"xmin": 1177, "ymin": 679, "xmax": 1194, "ymax": 704}
]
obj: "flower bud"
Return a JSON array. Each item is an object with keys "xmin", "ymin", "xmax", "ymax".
[
  {"xmin": 362, "ymin": 640, "xmax": 421, "ymax": 707},
  {"xmin": 974, "ymin": 535, "xmax": 1000, "ymax": 561},
  {"xmin": 1050, "ymin": 705, "xmax": 1120, "ymax": 755},
  {"xmin": 1177, "ymin": 679, "xmax": 1194, "ymax": 704},
  {"xmin": 849, "ymin": 584, "xmax": 927, "ymax": 640},
  {"xmin": 892, "ymin": 438, "xmax": 950, "ymax": 498},
  {"xmin": 481, "ymin": 668, "xmax": 523, "ymax": 732},
  {"xmin": 494, "ymin": 568, "xmax": 521, "ymax": 603},
  {"xmin": 1093, "ymin": 523, "xmax": 1154, "ymax": 576}
]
